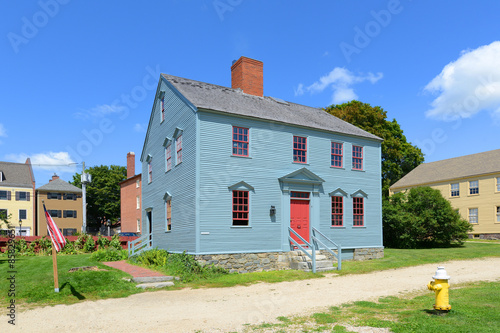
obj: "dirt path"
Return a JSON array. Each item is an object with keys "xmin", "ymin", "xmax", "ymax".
[{"xmin": 3, "ymin": 258, "xmax": 500, "ymax": 333}]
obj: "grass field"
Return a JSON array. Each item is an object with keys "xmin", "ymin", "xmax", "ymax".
[
  {"xmin": 0, "ymin": 241, "xmax": 498, "ymax": 312},
  {"xmin": 245, "ymin": 280, "xmax": 500, "ymax": 333}
]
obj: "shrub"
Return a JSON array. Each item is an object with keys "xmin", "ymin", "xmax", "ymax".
[
  {"xmin": 132, "ymin": 249, "xmax": 228, "ymax": 282},
  {"xmin": 109, "ymin": 234, "xmax": 122, "ymax": 250},
  {"xmin": 383, "ymin": 187, "xmax": 473, "ymax": 248},
  {"xmin": 97, "ymin": 235, "xmax": 110, "ymax": 249},
  {"xmin": 90, "ymin": 248, "xmax": 128, "ymax": 262}
]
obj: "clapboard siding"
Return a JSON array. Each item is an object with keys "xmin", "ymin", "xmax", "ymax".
[
  {"xmin": 197, "ymin": 111, "xmax": 382, "ymax": 253},
  {"xmin": 141, "ymin": 78, "xmax": 197, "ymax": 253}
]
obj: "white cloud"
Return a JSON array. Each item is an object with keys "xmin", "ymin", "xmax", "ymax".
[
  {"xmin": 133, "ymin": 123, "xmax": 146, "ymax": 132},
  {"xmin": 296, "ymin": 67, "xmax": 383, "ymax": 104},
  {"xmin": 0, "ymin": 123, "xmax": 6, "ymax": 137},
  {"xmin": 6, "ymin": 152, "xmax": 77, "ymax": 173},
  {"xmin": 74, "ymin": 103, "xmax": 126, "ymax": 120},
  {"xmin": 424, "ymin": 41, "xmax": 500, "ymax": 120}
]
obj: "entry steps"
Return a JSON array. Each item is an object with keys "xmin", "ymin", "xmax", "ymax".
[{"xmin": 289, "ymin": 250, "xmax": 336, "ymax": 272}]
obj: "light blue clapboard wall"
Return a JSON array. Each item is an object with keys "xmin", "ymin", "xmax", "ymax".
[
  {"xmin": 141, "ymin": 78, "xmax": 197, "ymax": 253},
  {"xmin": 142, "ymin": 77, "xmax": 382, "ymax": 255}
]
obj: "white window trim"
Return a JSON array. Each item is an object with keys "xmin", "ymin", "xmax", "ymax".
[
  {"xmin": 468, "ymin": 208, "xmax": 478, "ymax": 224},
  {"xmin": 450, "ymin": 183, "xmax": 460, "ymax": 197},
  {"xmin": 469, "ymin": 180, "xmax": 479, "ymax": 195}
]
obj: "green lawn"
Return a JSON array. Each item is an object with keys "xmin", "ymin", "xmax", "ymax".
[
  {"xmin": 0, "ymin": 254, "xmax": 141, "ymax": 312},
  {"xmin": 0, "ymin": 241, "xmax": 498, "ymax": 312},
  {"xmin": 245, "ymin": 280, "xmax": 500, "ymax": 333}
]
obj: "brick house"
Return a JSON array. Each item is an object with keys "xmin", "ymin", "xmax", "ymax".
[{"xmin": 119, "ymin": 152, "xmax": 142, "ymax": 233}]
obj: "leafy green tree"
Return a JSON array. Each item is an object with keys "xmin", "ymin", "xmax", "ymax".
[
  {"xmin": 70, "ymin": 165, "xmax": 126, "ymax": 228},
  {"xmin": 383, "ymin": 187, "xmax": 472, "ymax": 248},
  {"xmin": 324, "ymin": 100, "xmax": 424, "ymax": 197},
  {"xmin": 0, "ymin": 211, "xmax": 13, "ymax": 235}
]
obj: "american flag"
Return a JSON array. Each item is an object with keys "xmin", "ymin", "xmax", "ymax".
[{"xmin": 44, "ymin": 204, "xmax": 67, "ymax": 252}]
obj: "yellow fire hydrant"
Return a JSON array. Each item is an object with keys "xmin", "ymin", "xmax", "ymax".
[{"xmin": 427, "ymin": 266, "xmax": 451, "ymax": 311}]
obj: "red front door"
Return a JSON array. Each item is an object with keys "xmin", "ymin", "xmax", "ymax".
[{"xmin": 290, "ymin": 199, "xmax": 310, "ymax": 243}]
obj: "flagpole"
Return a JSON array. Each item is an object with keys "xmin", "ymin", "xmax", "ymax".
[
  {"xmin": 52, "ymin": 241, "xmax": 59, "ymax": 292},
  {"xmin": 43, "ymin": 200, "xmax": 60, "ymax": 293}
]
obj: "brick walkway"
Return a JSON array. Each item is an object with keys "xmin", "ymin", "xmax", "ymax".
[{"xmin": 102, "ymin": 260, "xmax": 166, "ymax": 278}]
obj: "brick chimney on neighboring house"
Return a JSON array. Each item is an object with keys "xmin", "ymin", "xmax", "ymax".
[
  {"xmin": 49, "ymin": 173, "xmax": 59, "ymax": 182},
  {"xmin": 127, "ymin": 152, "xmax": 135, "ymax": 179},
  {"xmin": 231, "ymin": 56, "xmax": 264, "ymax": 97}
]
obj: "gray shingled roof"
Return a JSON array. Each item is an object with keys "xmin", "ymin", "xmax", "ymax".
[
  {"xmin": 391, "ymin": 149, "xmax": 500, "ymax": 189},
  {"xmin": 0, "ymin": 161, "xmax": 33, "ymax": 188},
  {"xmin": 37, "ymin": 178, "xmax": 82, "ymax": 193},
  {"xmin": 162, "ymin": 74, "xmax": 382, "ymax": 141}
]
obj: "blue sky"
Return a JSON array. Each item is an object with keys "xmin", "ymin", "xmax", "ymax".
[{"xmin": 1, "ymin": 0, "xmax": 500, "ymax": 185}]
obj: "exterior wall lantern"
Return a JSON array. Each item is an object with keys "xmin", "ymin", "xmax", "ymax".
[{"xmin": 270, "ymin": 206, "xmax": 276, "ymax": 216}]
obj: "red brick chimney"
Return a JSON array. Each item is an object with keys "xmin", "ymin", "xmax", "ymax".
[
  {"xmin": 127, "ymin": 152, "xmax": 135, "ymax": 178},
  {"xmin": 50, "ymin": 173, "xmax": 59, "ymax": 182},
  {"xmin": 231, "ymin": 56, "xmax": 263, "ymax": 97}
]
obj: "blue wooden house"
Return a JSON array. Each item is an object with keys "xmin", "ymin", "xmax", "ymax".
[{"xmin": 138, "ymin": 57, "xmax": 383, "ymax": 272}]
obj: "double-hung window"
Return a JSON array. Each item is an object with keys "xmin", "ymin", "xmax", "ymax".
[
  {"xmin": 331, "ymin": 196, "xmax": 343, "ymax": 226},
  {"xmin": 232, "ymin": 126, "xmax": 249, "ymax": 156},
  {"xmin": 165, "ymin": 144, "xmax": 172, "ymax": 171},
  {"xmin": 293, "ymin": 136, "xmax": 307, "ymax": 163},
  {"xmin": 352, "ymin": 146, "xmax": 363, "ymax": 170},
  {"xmin": 148, "ymin": 159, "xmax": 152, "ymax": 183},
  {"xmin": 166, "ymin": 199, "xmax": 172, "ymax": 231},
  {"xmin": 497, "ymin": 206, "xmax": 500, "ymax": 223},
  {"xmin": 232, "ymin": 190, "xmax": 249, "ymax": 226},
  {"xmin": 450, "ymin": 183, "xmax": 460, "ymax": 197},
  {"xmin": 19, "ymin": 209, "xmax": 27, "ymax": 220},
  {"xmin": 176, "ymin": 135, "xmax": 182, "ymax": 164},
  {"xmin": 136, "ymin": 196, "xmax": 140, "ymax": 210},
  {"xmin": 353, "ymin": 197, "xmax": 364, "ymax": 226},
  {"xmin": 496, "ymin": 177, "xmax": 500, "ymax": 192},
  {"xmin": 0, "ymin": 209, "xmax": 7, "ymax": 219},
  {"xmin": 469, "ymin": 180, "xmax": 479, "ymax": 195},
  {"xmin": 331, "ymin": 142, "xmax": 343, "ymax": 168},
  {"xmin": 469, "ymin": 208, "xmax": 478, "ymax": 224},
  {"xmin": 0, "ymin": 191, "xmax": 8, "ymax": 200},
  {"xmin": 161, "ymin": 97, "xmax": 165, "ymax": 122}
]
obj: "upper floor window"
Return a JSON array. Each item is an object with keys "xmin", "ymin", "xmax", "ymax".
[
  {"xmin": 352, "ymin": 146, "xmax": 363, "ymax": 170},
  {"xmin": 165, "ymin": 144, "xmax": 172, "ymax": 172},
  {"xmin": 469, "ymin": 208, "xmax": 478, "ymax": 224},
  {"xmin": 497, "ymin": 177, "xmax": 500, "ymax": 192},
  {"xmin": 232, "ymin": 126, "xmax": 249, "ymax": 156},
  {"xmin": 331, "ymin": 196, "xmax": 343, "ymax": 226},
  {"xmin": 353, "ymin": 197, "xmax": 364, "ymax": 226},
  {"xmin": 161, "ymin": 97, "xmax": 165, "ymax": 122},
  {"xmin": 450, "ymin": 183, "xmax": 460, "ymax": 197},
  {"xmin": 19, "ymin": 209, "xmax": 27, "ymax": 220},
  {"xmin": 136, "ymin": 196, "xmax": 140, "ymax": 209},
  {"xmin": 64, "ymin": 193, "xmax": 77, "ymax": 200},
  {"xmin": 49, "ymin": 210, "xmax": 61, "ymax": 218},
  {"xmin": 0, "ymin": 190, "xmax": 10, "ymax": 200},
  {"xmin": 16, "ymin": 191, "xmax": 29, "ymax": 201},
  {"xmin": 176, "ymin": 135, "xmax": 183, "ymax": 165},
  {"xmin": 63, "ymin": 210, "xmax": 77, "ymax": 218},
  {"xmin": 469, "ymin": 180, "xmax": 479, "ymax": 195},
  {"xmin": 293, "ymin": 136, "xmax": 307, "ymax": 163},
  {"xmin": 47, "ymin": 192, "xmax": 61, "ymax": 200},
  {"xmin": 0, "ymin": 209, "xmax": 7, "ymax": 219},
  {"xmin": 166, "ymin": 199, "xmax": 172, "ymax": 231},
  {"xmin": 331, "ymin": 142, "xmax": 343, "ymax": 168},
  {"xmin": 148, "ymin": 159, "xmax": 152, "ymax": 183},
  {"xmin": 136, "ymin": 179, "xmax": 140, "ymax": 188},
  {"xmin": 232, "ymin": 190, "xmax": 249, "ymax": 226}
]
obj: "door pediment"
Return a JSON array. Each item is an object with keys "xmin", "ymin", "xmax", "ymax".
[{"xmin": 278, "ymin": 167, "xmax": 325, "ymax": 185}]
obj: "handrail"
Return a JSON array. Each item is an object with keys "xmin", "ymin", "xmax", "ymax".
[
  {"xmin": 288, "ymin": 227, "xmax": 316, "ymax": 273},
  {"xmin": 128, "ymin": 233, "xmax": 152, "ymax": 257},
  {"xmin": 311, "ymin": 227, "xmax": 341, "ymax": 270}
]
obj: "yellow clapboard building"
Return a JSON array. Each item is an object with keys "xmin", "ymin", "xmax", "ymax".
[
  {"xmin": 0, "ymin": 159, "xmax": 36, "ymax": 236},
  {"xmin": 390, "ymin": 149, "xmax": 500, "ymax": 239}
]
